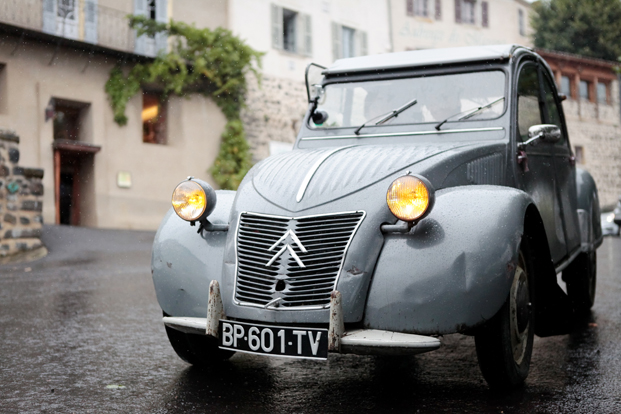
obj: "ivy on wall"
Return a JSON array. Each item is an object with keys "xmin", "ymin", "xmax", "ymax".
[{"xmin": 105, "ymin": 16, "xmax": 262, "ymax": 189}]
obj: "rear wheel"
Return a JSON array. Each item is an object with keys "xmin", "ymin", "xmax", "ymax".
[
  {"xmin": 563, "ymin": 250, "xmax": 596, "ymax": 314},
  {"xmin": 475, "ymin": 245, "xmax": 534, "ymax": 389},
  {"xmin": 165, "ymin": 325, "xmax": 235, "ymax": 366}
]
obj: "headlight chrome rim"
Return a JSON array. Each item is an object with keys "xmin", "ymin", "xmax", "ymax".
[{"xmin": 386, "ymin": 174, "xmax": 435, "ymax": 222}]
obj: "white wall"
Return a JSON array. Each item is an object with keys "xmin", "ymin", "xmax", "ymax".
[{"xmin": 228, "ymin": 0, "xmax": 392, "ymax": 80}]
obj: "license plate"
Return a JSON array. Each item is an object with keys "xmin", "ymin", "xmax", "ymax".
[{"xmin": 218, "ymin": 320, "xmax": 328, "ymax": 360}]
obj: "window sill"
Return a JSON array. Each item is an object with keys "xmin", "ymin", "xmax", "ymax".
[{"xmin": 273, "ymin": 48, "xmax": 310, "ymax": 59}]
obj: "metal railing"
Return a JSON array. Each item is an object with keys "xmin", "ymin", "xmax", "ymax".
[{"xmin": 0, "ymin": 0, "xmax": 135, "ymax": 54}]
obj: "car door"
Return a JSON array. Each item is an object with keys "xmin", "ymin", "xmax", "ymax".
[
  {"xmin": 514, "ymin": 62, "xmax": 567, "ymax": 263},
  {"xmin": 541, "ymin": 72, "xmax": 581, "ymax": 254}
]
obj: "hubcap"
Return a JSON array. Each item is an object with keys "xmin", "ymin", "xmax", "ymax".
[{"xmin": 510, "ymin": 252, "xmax": 530, "ymax": 365}]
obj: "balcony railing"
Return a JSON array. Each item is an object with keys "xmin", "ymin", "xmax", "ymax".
[{"xmin": 0, "ymin": 0, "xmax": 137, "ymax": 55}]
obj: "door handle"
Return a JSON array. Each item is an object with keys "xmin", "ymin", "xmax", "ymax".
[
  {"xmin": 569, "ymin": 155, "xmax": 576, "ymax": 166},
  {"xmin": 517, "ymin": 150, "xmax": 529, "ymax": 172}
]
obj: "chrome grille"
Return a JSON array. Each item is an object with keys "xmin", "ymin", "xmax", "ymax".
[{"xmin": 235, "ymin": 211, "xmax": 365, "ymax": 309}]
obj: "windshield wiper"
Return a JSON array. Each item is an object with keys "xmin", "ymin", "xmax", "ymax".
[
  {"xmin": 434, "ymin": 96, "xmax": 505, "ymax": 131},
  {"xmin": 354, "ymin": 98, "xmax": 418, "ymax": 135}
]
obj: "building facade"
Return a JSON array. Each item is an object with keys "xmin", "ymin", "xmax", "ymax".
[
  {"xmin": 0, "ymin": 0, "xmax": 228, "ymax": 230},
  {"xmin": 390, "ymin": 0, "xmax": 533, "ymax": 51},
  {"xmin": 538, "ymin": 49, "xmax": 621, "ymax": 208},
  {"xmin": 1, "ymin": 0, "xmax": 542, "ymax": 230}
]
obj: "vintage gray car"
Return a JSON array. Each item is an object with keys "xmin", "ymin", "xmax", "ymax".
[{"xmin": 152, "ymin": 44, "xmax": 602, "ymax": 389}]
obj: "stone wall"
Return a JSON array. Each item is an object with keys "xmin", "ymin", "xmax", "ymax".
[
  {"xmin": 242, "ymin": 74, "xmax": 308, "ymax": 162},
  {"xmin": 563, "ymin": 80, "xmax": 621, "ymax": 208},
  {"xmin": 0, "ymin": 130, "xmax": 46, "ymax": 262}
]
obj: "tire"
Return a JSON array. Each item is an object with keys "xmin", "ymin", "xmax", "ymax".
[
  {"xmin": 165, "ymin": 325, "xmax": 235, "ymax": 366},
  {"xmin": 563, "ymin": 250, "xmax": 596, "ymax": 314},
  {"xmin": 474, "ymin": 243, "xmax": 535, "ymax": 389}
]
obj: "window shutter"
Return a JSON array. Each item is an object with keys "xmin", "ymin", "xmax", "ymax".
[
  {"xmin": 358, "ymin": 30, "xmax": 368, "ymax": 57},
  {"xmin": 304, "ymin": 14, "xmax": 312, "ymax": 56},
  {"xmin": 332, "ymin": 22, "xmax": 342, "ymax": 61},
  {"xmin": 454, "ymin": 0, "xmax": 461, "ymax": 23},
  {"xmin": 84, "ymin": 0, "xmax": 98, "ymax": 43},
  {"xmin": 155, "ymin": 0, "xmax": 168, "ymax": 54},
  {"xmin": 406, "ymin": 0, "xmax": 414, "ymax": 16},
  {"xmin": 435, "ymin": 0, "xmax": 442, "ymax": 20},
  {"xmin": 134, "ymin": 0, "xmax": 147, "ymax": 55},
  {"xmin": 482, "ymin": 1, "xmax": 488, "ymax": 27},
  {"xmin": 42, "ymin": 0, "xmax": 56, "ymax": 34},
  {"xmin": 271, "ymin": 4, "xmax": 283, "ymax": 50}
]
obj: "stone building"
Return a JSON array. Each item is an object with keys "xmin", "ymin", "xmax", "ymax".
[
  {"xmin": 0, "ymin": 0, "xmax": 229, "ymax": 230},
  {"xmin": 538, "ymin": 49, "xmax": 621, "ymax": 208},
  {"xmin": 0, "ymin": 130, "xmax": 46, "ymax": 261}
]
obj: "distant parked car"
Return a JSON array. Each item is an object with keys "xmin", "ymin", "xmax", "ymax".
[
  {"xmin": 614, "ymin": 198, "xmax": 621, "ymax": 226},
  {"xmin": 601, "ymin": 212, "xmax": 619, "ymax": 236},
  {"xmin": 152, "ymin": 45, "xmax": 602, "ymax": 390}
]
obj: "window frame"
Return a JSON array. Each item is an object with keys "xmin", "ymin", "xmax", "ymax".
[{"xmin": 308, "ymin": 66, "xmax": 509, "ymax": 131}]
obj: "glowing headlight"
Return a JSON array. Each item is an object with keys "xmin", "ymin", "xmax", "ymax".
[
  {"xmin": 386, "ymin": 175, "xmax": 434, "ymax": 222},
  {"xmin": 172, "ymin": 178, "xmax": 216, "ymax": 222}
]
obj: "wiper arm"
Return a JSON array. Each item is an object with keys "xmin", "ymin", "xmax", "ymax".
[
  {"xmin": 354, "ymin": 98, "xmax": 418, "ymax": 135},
  {"xmin": 435, "ymin": 96, "xmax": 505, "ymax": 131}
]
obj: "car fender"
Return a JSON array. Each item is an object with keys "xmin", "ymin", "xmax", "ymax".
[
  {"xmin": 575, "ymin": 167, "xmax": 602, "ymax": 250},
  {"xmin": 364, "ymin": 185, "xmax": 533, "ymax": 335},
  {"xmin": 151, "ymin": 190, "xmax": 236, "ymax": 317}
]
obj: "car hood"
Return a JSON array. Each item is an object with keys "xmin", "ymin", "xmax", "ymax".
[{"xmin": 247, "ymin": 142, "xmax": 498, "ymax": 212}]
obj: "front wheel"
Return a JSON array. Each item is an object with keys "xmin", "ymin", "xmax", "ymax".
[
  {"xmin": 165, "ymin": 325, "xmax": 235, "ymax": 366},
  {"xmin": 474, "ymin": 245, "xmax": 534, "ymax": 389}
]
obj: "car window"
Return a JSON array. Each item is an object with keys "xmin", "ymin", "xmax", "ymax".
[
  {"xmin": 517, "ymin": 64, "xmax": 544, "ymax": 142},
  {"xmin": 542, "ymin": 75, "xmax": 567, "ymax": 147},
  {"xmin": 312, "ymin": 71, "xmax": 506, "ymax": 128}
]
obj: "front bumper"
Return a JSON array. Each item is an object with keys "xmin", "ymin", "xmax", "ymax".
[{"xmin": 163, "ymin": 281, "xmax": 441, "ymax": 357}]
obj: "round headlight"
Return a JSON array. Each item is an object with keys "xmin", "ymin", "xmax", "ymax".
[
  {"xmin": 172, "ymin": 178, "xmax": 216, "ymax": 222},
  {"xmin": 386, "ymin": 175, "xmax": 434, "ymax": 222}
]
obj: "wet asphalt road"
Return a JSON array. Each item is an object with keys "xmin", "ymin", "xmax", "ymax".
[{"xmin": 1, "ymin": 225, "xmax": 620, "ymax": 413}]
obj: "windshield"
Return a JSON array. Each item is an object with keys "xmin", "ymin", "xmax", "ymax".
[{"xmin": 311, "ymin": 70, "xmax": 506, "ymax": 129}]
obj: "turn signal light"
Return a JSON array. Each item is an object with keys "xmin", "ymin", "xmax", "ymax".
[{"xmin": 386, "ymin": 175, "xmax": 434, "ymax": 222}]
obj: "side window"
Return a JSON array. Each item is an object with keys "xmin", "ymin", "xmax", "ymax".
[
  {"xmin": 517, "ymin": 64, "xmax": 544, "ymax": 141},
  {"xmin": 542, "ymin": 76, "xmax": 566, "ymax": 146}
]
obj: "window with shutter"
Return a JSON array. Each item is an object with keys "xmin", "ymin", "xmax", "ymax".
[
  {"xmin": 304, "ymin": 14, "xmax": 312, "ymax": 56},
  {"xmin": 155, "ymin": 0, "xmax": 168, "ymax": 54},
  {"xmin": 42, "ymin": 0, "xmax": 56, "ymax": 34},
  {"xmin": 454, "ymin": 0, "xmax": 461, "ymax": 23},
  {"xmin": 282, "ymin": 8, "xmax": 298, "ymax": 53},
  {"xmin": 271, "ymin": 5, "xmax": 283, "ymax": 50},
  {"xmin": 482, "ymin": 1, "xmax": 488, "ymax": 27},
  {"xmin": 332, "ymin": 22, "xmax": 342, "ymax": 61},
  {"xmin": 134, "ymin": 0, "xmax": 148, "ymax": 55},
  {"xmin": 518, "ymin": 9, "xmax": 525, "ymax": 36},
  {"xmin": 406, "ymin": 0, "xmax": 414, "ymax": 16},
  {"xmin": 435, "ymin": 0, "xmax": 442, "ymax": 20},
  {"xmin": 342, "ymin": 26, "xmax": 355, "ymax": 58},
  {"xmin": 84, "ymin": 0, "xmax": 98, "ymax": 43}
]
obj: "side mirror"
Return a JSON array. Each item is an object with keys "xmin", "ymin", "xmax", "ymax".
[
  {"xmin": 518, "ymin": 124, "xmax": 561, "ymax": 149},
  {"xmin": 529, "ymin": 124, "xmax": 561, "ymax": 143}
]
